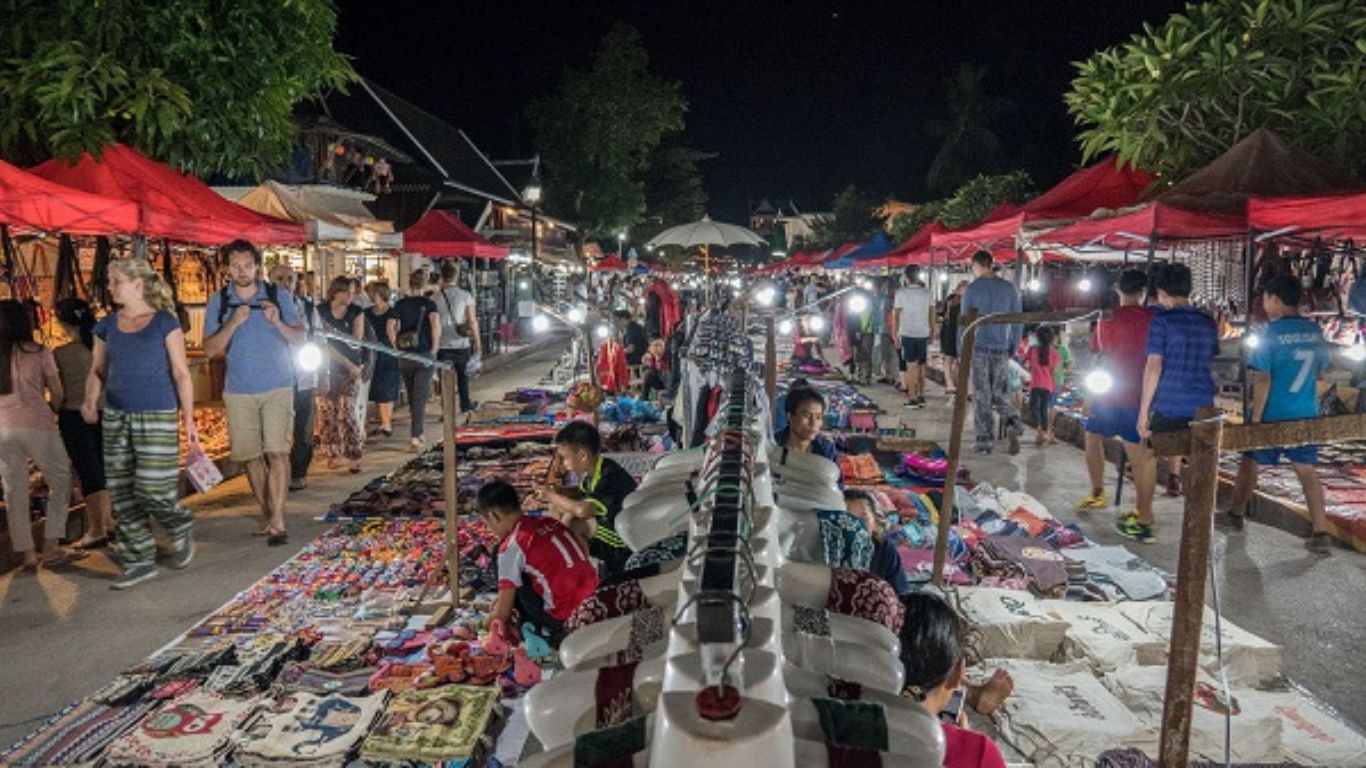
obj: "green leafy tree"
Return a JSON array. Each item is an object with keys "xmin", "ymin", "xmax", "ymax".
[
  {"xmin": 925, "ymin": 65, "xmax": 1015, "ymax": 196},
  {"xmin": 808, "ymin": 184, "xmax": 885, "ymax": 249},
  {"xmin": 1067, "ymin": 0, "xmax": 1366, "ymax": 179},
  {"xmin": 639, "ymin": 142, "xmax": 714, "ymax": 243},
  {"xmin": 887, "ymin": 171, "xmax": 1034, "ymax": 243},
  {"xmin": 0, "ymin": 0, "xmax": 355, "ymax": 177},
  {"xmin": 527, "ymin": 25, "xmax": 687, "ymax": 241}
]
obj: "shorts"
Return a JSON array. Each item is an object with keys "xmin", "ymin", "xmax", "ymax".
[
  {"xmin": 1245, "ymin": 445, "xmax": 1318, "ymax": 466},
  {"xmin": 1149, "ymin": 412, "xmax": 1192, "ymax": 435},
  {"xmin": 224, "ymin": 386, "xmax": 295, "ymax": 461},
  {"xmin": 1086, "ymin": 402, "xmax": 1142, "ymax": 444},
  {"xmin": 900, "ymin": 336, "xmax": 929, "ymax": 368}
]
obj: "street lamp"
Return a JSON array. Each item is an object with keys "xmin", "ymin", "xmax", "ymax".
[
  {"xmin": 523, "ymin": 170, "xmax": 542, "ymax": 292},
  {"xmin": 617, "ymin": 230, "xmax": 627, "ymax": 257}
]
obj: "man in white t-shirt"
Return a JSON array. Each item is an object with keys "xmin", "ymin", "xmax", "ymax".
[
  {"xmin": 892, "ymin": 266, "xmax": 934, "ymax": 409},
  {"xmin": 434, "ymin": 260, "xmax": 482, "ymax": 412}
]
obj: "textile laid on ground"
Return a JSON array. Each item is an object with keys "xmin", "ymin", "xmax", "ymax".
[
  {"xmin": 237, "ymin": 690, "xmax": 387, "ymax": 768},
  {"xmin": 956, "ymin": 587, "xmax": 1067, "ymax": 660},
  {"xmin": 991, "ymin": 659, "xmax": 1156, "ymax": 767},
  {"xmin": 105, "ymin": 691, "xmax": 259, "ymax": 768},
  {"xmin": 1059, "ymin": 545, "xmax": 1168, "ymax": 601},
  {"xmin": 1117, "ymin": 602, "xmax": 1282, "ymax": 686},
  {"xmin": 0, "ymin": 699, "xmax": 158, "ymax": 767},
  {"xmin": 1040, "ymin": 600, "xmax": 1167, "ymax": 673},
  {"xmin": 360, "ymin": 685, "xmax": 500, "ymax": 765}
]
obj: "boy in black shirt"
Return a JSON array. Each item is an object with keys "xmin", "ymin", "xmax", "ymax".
[{"xmin": 543, "ymin": 421, "xmax": 638, "ymax": 575}]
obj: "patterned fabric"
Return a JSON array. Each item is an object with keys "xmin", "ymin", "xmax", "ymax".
[
  {"xmin": 107, "ymin": 691, "xmax": 259, "ymax": 768},
  {"xmin": 565, "ymin": 579, "xmax": 648, "ymax": 633},
  {"xmin": 595, "ymin": 660, "xmax": 640, "ymax": 728},
  {"xmin": 817, "ymin": 510, "xmax": 875, "ymax": 570},
  {"xmin": 0, "ymin": 699, "xmax": 158, "ymax": 767},
  {"xmin": 276, "ymin": 661, "xmax": 378, "ymax": 696},
  {"xmin": 970, "ymin": 350, "xmax": 1021, "ymax": 450},
  {"xmin": 238, "ymin": 691, "xmax": 387, "ymax": 767},
  {"xmin": 814, "ymin": 697, "xmax": 889, "ymax": 752},
  {"xmin": 361, "ymin": 685, "xmax": 500, "ymax": 765},
  {"xmin": 827, "ymin": 567, "xmax": 904, "ymax": 634},
  {"xmin": 793, "ymin": 604, "xmax": 832, "ymax": 637},
  {"xmin": 103, "ymin": 408, "xmax": 193, "ymax": 570},
  {"xmin": 624, "ymin": 532, "xmax": 688, "ymax": 570},
  {"xmin": 317, "ymin": 376, "xmax": 363, "ymax": 461}
]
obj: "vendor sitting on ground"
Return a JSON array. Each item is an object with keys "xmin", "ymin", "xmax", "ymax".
[
  {"xmin": 899, "ymin": 593, "xmax": 1012, "ymax": 768},
  {"xmin": 640, "ymin": 336, "xmax": 668, "ymax": 400},
  {"xmin": 775, "ymin": 387, "xmax": 842, "ymax": 483},
  {"xmin": 543, "ymin": 421, "xmax": 638, "ymax": 576},
  {"xmin": 477, "ymin": 480, "xmax": 598, "ymax": 648},
  {"xmin": 842, "ymin": 489, "xmax": 911, "ymax": 596}
]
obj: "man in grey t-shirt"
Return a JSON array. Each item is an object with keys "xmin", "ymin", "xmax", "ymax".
[
  {"xmin": 433, "ymin": 260, "xmax": 482, "ymax": 412},
  {"xmin": 892, "ymin": 266, "xmax": 933, "ymax": 409}
]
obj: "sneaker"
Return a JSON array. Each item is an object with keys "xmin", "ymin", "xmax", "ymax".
[
  {"xmin": 1304, "ymin": 531, "xmax": 1332, "ymax": 555},
  {"xmin": 168, "ymin": 537, "xmax": 194, "ymax": 570},
  {"xmin": 111, "ymin": 564, "xmax": 159, "ymax": 590},
  {"xmin": 1077, "ymin": 493, "xmax": 1110, "ymax": 511},
  {"xmin": 1214, "ymin": 511, "xmax": 1245, "ymax": 532},
  {"xmin": 1115, "ymin": 513, "xmax": 1156, "ymax": 544},
  {"xmin": 971, "ymin": 445, "xmax": 993, "ymax": 455},
  {"xmin": 1165, "ymin": 473, "xmax": 1183, "ymax": 497},
  {"xmin": 1006, "ymin": 421, "xmax": 1023, "ymax": 455}
]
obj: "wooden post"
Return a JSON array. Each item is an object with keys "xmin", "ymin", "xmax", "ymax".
[
  {"xmin": 1157, "ymin": 409, "xmax": 1223, "ymax": 768},
  {"xmin": 933, "ymin": 309, "xmax": 978, "ymax": 585},
  {"xmin": 440, "ymin": 366, "xmax": 462, "ymax": 609},
  {"xmin": 764, "ymin": 315, "xmax": 777, "ymax": 406}
]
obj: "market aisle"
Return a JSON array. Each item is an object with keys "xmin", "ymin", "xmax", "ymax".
[
  {"xmin": 861, "ymin": 375, "xmax": 1366, "ymax": 726},
  {"xmin": 0, "ymin": 345, "xmax": 563, "ymax": 747}
]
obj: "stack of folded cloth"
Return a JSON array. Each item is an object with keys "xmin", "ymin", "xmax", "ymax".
[
  {"xmin": 973, "ymin": 535, "xmax": 1073, "ymax": 597},
  {"xmin": 0, "ymin": 698, "xmax": 160, "ymax": 767},
  {"xmin": 361, "ymin": 685, "xmax": 502, "ymax": 766},
  {"xmin": 236, "ymin": 690, "xmax": 388, "ymax": 768},
  {"xmin": 106, "ymin": 691, "xmax": 259, "ymax": 768},
  {"xmin": 838, "ymin": 453, "xmax": 884, "ymax": 485}
]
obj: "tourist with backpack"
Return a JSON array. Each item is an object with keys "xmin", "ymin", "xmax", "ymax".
[
  {"xmin": 203, "ymin": 240, "xmax": 303, "ymax": 547},
  {"xmin": 317, "ymin": 277, "xmax": 367, "ymax": 475},
  {"xmin": 434, "ymin": 260, "xmax": 481, "ymax": 413},
  {"xmin": 393, "ymin": 269, "xmax": 442, "ymax": 451},
  {"xmin": 270, "ymin": 264, "xmax": 321, "ymax": 492}
]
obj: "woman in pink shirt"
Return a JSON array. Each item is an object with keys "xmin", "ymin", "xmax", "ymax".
[
  {"xmin": 1025, "ymin": 326, "xmax": 1061, "ymax": 446},
  {"xmin": 0, "ymin": 300, "xmax": 78, "ymax": 568}
]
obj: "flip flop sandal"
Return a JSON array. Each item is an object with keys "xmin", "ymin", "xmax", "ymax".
[
  {"xmin": 74, "ymin": 536, "xmax": 110, "ymax": 551},
  {"xmin": 42, "ymin": 550, "xmax": 89, "ymax": 567}
]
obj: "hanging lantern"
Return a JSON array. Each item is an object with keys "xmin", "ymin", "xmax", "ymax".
[{"xmin": 334, "ymin": 144, "xmax": 347, "ymax": 157}]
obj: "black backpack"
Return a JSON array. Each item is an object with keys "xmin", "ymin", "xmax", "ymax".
[{"xmin": 216, "ymin": 281, "xmax": 281, "ymax": 326}]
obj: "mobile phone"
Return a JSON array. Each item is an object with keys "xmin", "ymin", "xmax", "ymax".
[{"xmin": 939, "ymin": 687, "xmax": 965, "ymax": 725}]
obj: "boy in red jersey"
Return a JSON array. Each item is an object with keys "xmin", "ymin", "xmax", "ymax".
[{"xmin": 478, "ymin": 480, "xmax": 598, "ymax": 647}]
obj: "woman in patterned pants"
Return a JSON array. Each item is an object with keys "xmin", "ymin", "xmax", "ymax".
[
  {"xmin": 84, "ymin": 258, "xmax": 198, "ymax": 590},
  {"xmin": 317, "ymin": 277, "xmax": 366, "ymax": 473}
]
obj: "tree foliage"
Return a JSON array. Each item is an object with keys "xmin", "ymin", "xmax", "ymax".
[
  {"xmin": 808, "ymin": 185, "xmax": 885, "ymax": 249},
  {"xmin": 527, "ymin": 25, "xmax": 687, "ymax": 239},
  {"xmin": 0, "ymin": 0, "xmax": 355, "ymax": 177},
  {"xmin": 888, "ymin": 171, "xmax": 1035, "ymax": 239},
  {"xmin": 639, "ymin": 142, "xmax": 714, "ymax": 243},
  {"xmin": 1067, "ymin": 0, "xmax": 1366, "ymax": 179},
  {"xmin": 925, "ymin": 65, "xmax": 1015, "ymax": 196}
]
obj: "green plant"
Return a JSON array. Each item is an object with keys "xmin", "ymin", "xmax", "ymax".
[{"xmin": 925, "ymin": 65, "xmax": 1015, "ymax": 196}]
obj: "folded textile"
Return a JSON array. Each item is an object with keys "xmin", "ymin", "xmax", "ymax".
[
  {"xmin": 1117, "ymin": 602, "xmax": 1282, "ymax": 686},
  {"xmin": 106, "ymin": 691, "xmax": 259, "ymax": 768},
  {"xmin": 237, "ymin": 690, "xmax": 387, "ymax": 768},
  {"xmin": 0, "ymin": 699, "xmax": 158, "ymax": 768},
  {"xmin": 1062, "ymin": 545, "xmax": 1168, "ymax": 602},
  {"xmin": 956, "ymin": 587, "xmax": 1067, "ymax": 660},
  {"xmin": 361, "ymin": 685, "xmax": 501, "ymax": 766},
  {"xmin": 1040, "ymin": 600, "xmax": 1167, "ymax": 673},
  {"xmin": 276, "ymin": 662, "xmax": 378, "ymax": 696},
  {"xmin": 977, "ymin": 535, "xmax": 1069, "ymax": 596}
]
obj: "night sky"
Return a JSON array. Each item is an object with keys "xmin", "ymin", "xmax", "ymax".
[{"xmin": 335, "ymin": 0, "xmax": 1185, "ymax": 222}]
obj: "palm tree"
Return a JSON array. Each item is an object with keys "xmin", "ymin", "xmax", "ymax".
[{"xmin": 925, "ymin": 65, "xmax": 1015, "ymax": 196}]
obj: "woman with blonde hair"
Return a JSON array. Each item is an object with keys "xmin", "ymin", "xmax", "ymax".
[
  {"xmin": 317, "ymin": 276, "xmax": 366, "ymax": 473},
  {"xmin": 84, "ymin": 257, "xmax": 197, "ymax": 589}
]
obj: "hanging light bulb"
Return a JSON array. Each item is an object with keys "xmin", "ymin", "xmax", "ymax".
[
  {"xmin": 1078, "ymin": 277, "xmax": 1094, "ymax": 292},
  {"xmin": 1027, "ymin": 278, "xmax": 1042, "ymax": 293},
  {"xmin": 567, "ymin": 306, "xmax": 586, "ymax": 324},
  {"xmin": 939, "ymin": 272, "xmax": 949, "ymax": 283},
  {"xmin": 1245, "ymin": 333, "xmax": 1261, "ymax": 349},
  {"xmin": 532, "ymin": 315, "xmax": 551, "ymax": 333},
  {"xmin": 847, "ymin": 293, "xmax": 869, "ymax": 314},
  {"xmin": 857, "ymin": 278, "xmax": 872, "ymax": 290},
  {"xmin": 1084, "ymin": 368, "xmax": 1114, "ymax": 394},
  {"xmin": 729, "ymin": 276, "xmax": 742, "ymax": 289},
  {"xmin": 518, "ymin": 280, "xmax": 529, "ymax": 290},
  {"xmin": 754, "ymin": 286, "xmax": 776, "ymax": 306},
  {"xmin": 595, "ymin": 324, "xmax": 610, "ymax": 339},
  {"xmin": 808, "ymin": 315, "xmax": 826, "ymax": 333},
  {"xmin": 296, "ymin": 342, "xmax": 324, "ymax": 372},
  {"xmin": 778, "ymin": 318, "xmax": 795, "ymax": 335}
]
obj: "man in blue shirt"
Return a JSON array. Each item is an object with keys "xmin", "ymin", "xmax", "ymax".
[
  {"xmin": 204, "ymin": 240, "xmax": 304, "ymax": 545},
  {"xmin": 1129, "ymin": 263, "xmax": 1217, "ymax": 543},
  {"xmin": 1224, "ymin": 275, "xmax": 1334, "ymax": 554},
  {"xmin": 774, "ymin": 386, "xmax": 843, "ymax": 485},
  {"xmin": 960, "ymin": 250, "xmax": 1024, "ymax": 455}
]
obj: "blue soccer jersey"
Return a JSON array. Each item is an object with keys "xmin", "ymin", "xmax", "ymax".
[{"xmin": 1249, "ymin": 316, "xmax": 1331, "ymax": 422}]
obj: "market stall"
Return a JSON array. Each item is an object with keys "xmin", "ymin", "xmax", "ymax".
[{"xmin": 403, "ymin": 209, "xmax": 511, "ymax": 357}]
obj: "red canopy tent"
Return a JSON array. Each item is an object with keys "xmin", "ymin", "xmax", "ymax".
[
  {"xmin": 1248, "ymin": 192, "xmax": 1366, "ymax": 242},
  {"xmin": 402, "ymin": 209, "xmax": 508, "ymax": 258},
  {"xmin": 0, "ymin": 158, "xmax": 140, "ymax": 235},
  {"xmin": 931, "ymin": 157, "xmax": 1153, "ymax": 255},
  {"xmin": 589, "ymin": 254, "xmax": 629, "ymax": 272},
  {"xmin": 30, "ymin": 144, "xmax": 304, "ymax": 245},
  {"xmin": 1040, "ymin": 203, "xmax": 1246, "ymax": 251}
]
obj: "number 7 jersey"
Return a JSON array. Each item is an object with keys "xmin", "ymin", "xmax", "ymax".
[{"xmin": 1249, "ymin": 316, "xmax": 1333, "ymax": 422}]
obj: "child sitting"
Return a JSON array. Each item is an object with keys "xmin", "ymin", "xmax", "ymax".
[
  {"xmin": 543, "ymin": 421, "xmax": 639, "ymax": 576},
  {"xmin": 478, "ymin": 480, "xmax": 598, "ymax": 648}
]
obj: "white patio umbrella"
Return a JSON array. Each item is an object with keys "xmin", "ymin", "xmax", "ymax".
[{"xmin": 645, "ymin": 215, "xmax": 766, "ymax": 274}]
